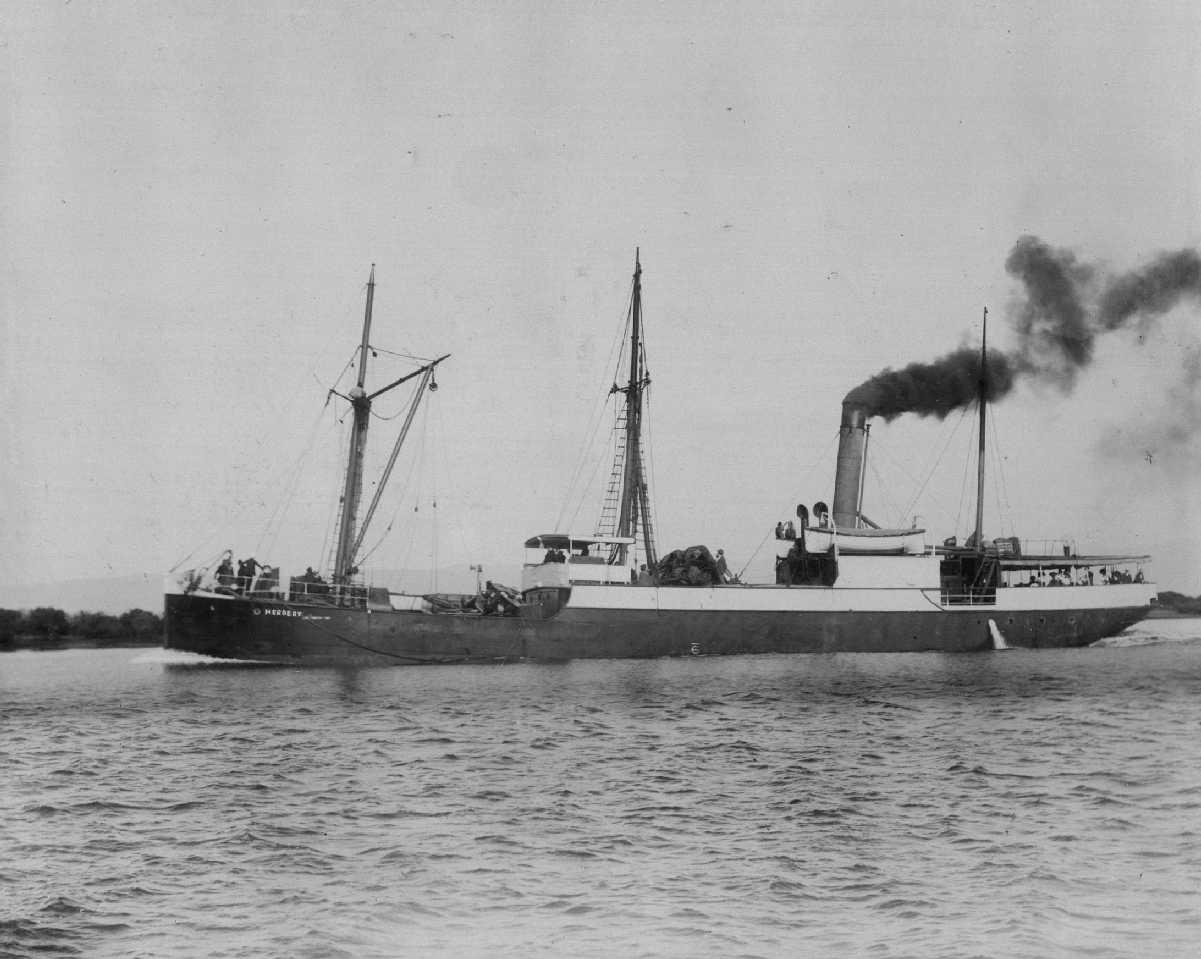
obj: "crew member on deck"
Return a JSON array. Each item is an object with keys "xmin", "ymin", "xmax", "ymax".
[
  {"xmin": 715, "ymin": 549, "xmax": 731, "ymax": 584},
  {"xmin": 258, "ymin": 565, "xmax": 279, "ymax": 593},
  {"xmin": 237, "ymin": 557, "xmax": 264, "ymax": 592},
  {"xmin": 482, "ymin": 581, "xmax": 499, "ymax": 615},
  {"xmin": 216, "ymin": 553, "xmax": 234, "ymax": 587}
]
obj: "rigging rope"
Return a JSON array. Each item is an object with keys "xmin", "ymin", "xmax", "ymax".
[
  {"xmin": 175, "ymin": 384, "xmax": 344, "ymax": 573},
  {"xmin": 430, "ymin": 411, "xmax": 439, "ymax": 592},
  {"xmin": 368, "ymin": 346, "xmax": 437, "ymax": 363},
  {"xmin": 897, "ymin": 404, "xmax": 972, "ymax": 531},
  {"xmin": 952, "ymin": 401, "xmax": 977, "ymax": 538},
  {"xmin": 321, "ymin": 414, "xmax": 350, "ymax": 575},
  {"xmin": 865, "ymin": 454, "xmax": 904, "ymax": 526},
  {"xmin": 987, "ymin": 404, "xmax": 1014, "ymax": 539},
  {"xmin": 738, "ymin": 430, "xmax": 840, "ymax": 576},
  {"xmin": 643, "ymin": 384, "xmax": 659, "ymax": 566},
  {"xmin": 433, "ymin": 395, "xmax": 474, "ymax": 574},
  {"xmin": 170, "ymin": 545, "xmax": 230, "ymax": 576},
  {"xmin": 256, "ymin": 396, "xmax": 340, "ymax": 559},
  {"xmin": 358, "ymin": 403, "xmax": 426, "ymax": 569},
  {"xmin": 554, "ymin": 280, "xmax": 635, "ymax": 532}
]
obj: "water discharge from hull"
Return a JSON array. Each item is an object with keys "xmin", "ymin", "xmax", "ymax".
[{"xmin": 989, "ymin": 619, "xmax": 1010, "ymax": 650}]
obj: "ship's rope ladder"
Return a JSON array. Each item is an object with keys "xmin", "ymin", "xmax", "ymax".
[
  {"xmin": 596, "ymin": 405, "xmax": 628, "ymax": 538},
  {"xmin": 595, "ymin": 404, "xmax": 657, "ymax": 565}
]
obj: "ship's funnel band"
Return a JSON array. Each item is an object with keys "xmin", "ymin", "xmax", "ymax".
[{"xmin": 833, "ymin": 402, "xmax": 868, "ymax": 529}]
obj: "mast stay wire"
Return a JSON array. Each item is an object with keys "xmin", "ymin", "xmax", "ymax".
[
  {"xmin": 321, "ymin": 412, "xmax": 351, "ymax": 574},
  {"xmin": 356, "ymin": 393, "xmax": 432, "ymax": 579},
  {"xmin": 864, "ymin": 433, "xmax": 931, "ymax": 522},
  {"xmin": 737, "ymin": 430, "xmax": 840, "ymax": 578},
  {"xmin": 368, "ymin": 345, "xmax": 438, "ymax": 363},
  {"xmin": 642, "ymin": 382, "xmax": 660, "ymax": 566},
  {"xmin": 554, "ymin": 279, "xmax": 635, "ymax": 532},
  {"xmin": 865, "ymin": 454, "xmax": 905, "ymax": 528},
  {"xmin": 952, "ymin": 400, "xmax": 979, "ymax": 539},
  {"xmin": 173, "ymin": 282, "xmax": 399, "ymax": 575},
  {"xmin": 173, "ymin": 376, "xmax": 348, "ymax": 573},
  {"xmin": 255, "ymin": 396, "xmax": 342, "ymax": 560},
  {"xmin": 894, "ymin": 404, "xmax": 973, "ymax": 531},
  {"xmin": 429, "ymin": 403, "xmax": 439, "ymax": 591},
  {"xmin": 557, "ymin": 285, "xmax": 633, "ymax": 532},
  {"xmin": 432, "ymin": 387, "xmax": 475, "ymax": 573},
  {"xmin": 366, "ymin": 365, "xmax": 424, "ymax": 422},
  {"xmin": 987, "ymin": 401, "xmax": 1015, "ymax": 541},
  {"xmin": 564, "ymin": 428, "xmax": 614, "ymax": 535}
]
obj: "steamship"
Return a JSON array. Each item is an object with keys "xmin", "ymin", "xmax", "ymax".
[{"xmin": 164, "ymin": 258, "xmax": 1155, "ymax": 665}]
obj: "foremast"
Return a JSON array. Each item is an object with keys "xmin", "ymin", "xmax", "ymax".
[
  {"xmin": 332, "ymin": 267, "xmax": 377, "ymax": 585},
  {"xmin": 609, "ymin": 249, "xmax": 657, "ymax": 568},
  {"xmin": 331, "ymin": 266, "xmax": 450, "ymax": 587}
]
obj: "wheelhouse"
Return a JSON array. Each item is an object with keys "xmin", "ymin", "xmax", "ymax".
[{"xmin": 522, "ymin": 533, "xmax": 639, "ymax": 588}]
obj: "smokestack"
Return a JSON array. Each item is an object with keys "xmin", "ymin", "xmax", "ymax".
[{"xmin": 833, "ymin": 402, "xmax": 868, "ymax": 528}]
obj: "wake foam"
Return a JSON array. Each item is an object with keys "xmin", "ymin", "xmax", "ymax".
[{"xmin": 131, "ymin": 649, "xmax": 271, "ymax": 666}]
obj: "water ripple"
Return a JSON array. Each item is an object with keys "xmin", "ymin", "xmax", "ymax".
[{"xmin": 3, "ymin": 626, "xmax": 1201, "ymax": 957}]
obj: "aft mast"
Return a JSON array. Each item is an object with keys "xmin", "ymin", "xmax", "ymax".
[
  {"xmin": 612, "ymin": 249, "xmax": 657, "ymax": 567},
  {"xmin": 972, "ymin": 307, "xmax": 988, "ymax": 550}
]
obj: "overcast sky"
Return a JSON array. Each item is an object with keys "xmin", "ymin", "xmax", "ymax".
[{"xmin": 5, "ymin": 0, "xmax": 1200, "ymax": 597}]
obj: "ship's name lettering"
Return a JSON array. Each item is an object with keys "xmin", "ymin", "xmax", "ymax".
[{"xmin": 262, "ymin": 607, "xmax": 302, "ymax": 617}]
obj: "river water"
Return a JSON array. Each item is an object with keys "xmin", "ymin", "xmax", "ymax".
[{"xmin": 3, "ymin": 619, "xmax": 1200, "ymax": 959}]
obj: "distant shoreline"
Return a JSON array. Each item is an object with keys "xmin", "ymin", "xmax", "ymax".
[{"xmin": 1, "ymin": 638, "xmax": 161, "ymax": 652}]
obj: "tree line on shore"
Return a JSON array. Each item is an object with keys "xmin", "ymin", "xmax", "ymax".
[
  {"xmin": 0, "ymin": 607, "xmax": 163, "ymax": 648},
  {"xmin": 1155, "ymin": 592, "xmax": 1201, "ymax": 615}
]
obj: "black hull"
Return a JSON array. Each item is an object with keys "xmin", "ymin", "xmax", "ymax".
[{"xmin": 163, "ymin": 592, "xmax": 1151, "ymax": 666}]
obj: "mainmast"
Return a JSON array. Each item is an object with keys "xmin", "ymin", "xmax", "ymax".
[
  {"xmin": 333, "ymin": 266, "xmax": 377, "ymax": 584},
  {"xmin": 614, "ymin": 249, "xmax": 656, "ymax": 567},
  {"xmin": 972, "ymin": 306, "xmax": 988, "ymax": 550}
]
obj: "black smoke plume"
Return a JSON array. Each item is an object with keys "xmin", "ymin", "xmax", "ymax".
[
  {"xmin": 844, "ymin": 348, "xmax": 1016, "ymax": 421},
  {"xmin": 845, "ymin": 236, "xmax": 1201, "ymax": 420},
  {"xmin": 1005, "ymin": 235, "xmax": 1094, "ymax": 386},
  {"xmin": 1097, "ymin": 248, "xmax": 1201, "ymax": 330}
]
